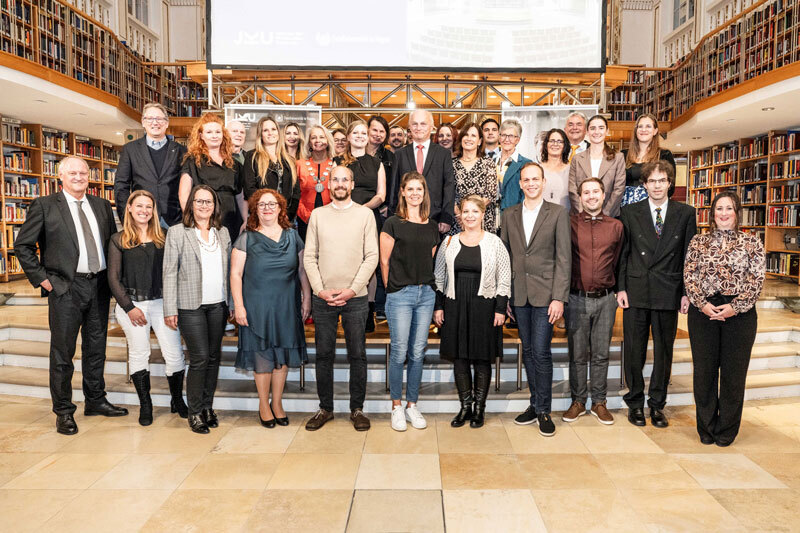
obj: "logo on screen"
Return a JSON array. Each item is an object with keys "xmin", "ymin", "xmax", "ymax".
[
  {"xmin": 234, "ymin": 31, "xmax": 273, "ymax": 46},
  {"xmin": 315, "ymin": 33, "xmax": 331, "ymax": 47}
]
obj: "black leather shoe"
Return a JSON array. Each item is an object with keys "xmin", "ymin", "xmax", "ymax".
[
  {"xmin": 650, "ymin": 408, "xmax": 669, "ymax": 428},
  {"xmin": 56, "ymin": 413, "xmax": 78, "ymax": 435},
  {"xmin": 189, "ymin": 413, "xmax": 209, "ymax": 434},
  {"xmin": 202, "ymin": 408, "xmax": 219, "ymax": 428},
  {"xmin": 270, "ymin": 402, "xmax": 289, "ymax": 426},
  {"xmin": 627, "ymin": 408, "xmax": 646, "ymax": 427},
  {"xmin": 259, "ymin": 409, "xmax": 276, "ymax": 428},
  {"xmin": 715, "ymin": 438, "xmax": 733, "ymax": 447},
  {"xmin": 700, "ymin": 435, "xmax": 715, "ymax": 445},
  {"xmin": 84, "ymin": 400, "xmax": 129, "ymax": 417}
]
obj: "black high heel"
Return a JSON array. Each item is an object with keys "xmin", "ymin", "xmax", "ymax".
[
  {"xmin": 259, "ymin": 407, "xmax": 276, "ymax": 428},
  {"xmin": 271, "ymin": 401, "xmax": 289, "ymax": 426}
]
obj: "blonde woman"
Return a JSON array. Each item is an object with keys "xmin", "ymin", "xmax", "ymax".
[
  {"xmin": 243, "ymin": 116, "xmax": 301, "ymax": 220},
  {"xmin": 108, "ymin": 190, "xmax": 185, "ymax": 426},
  {"xmin": 296, "ymin": 125, "xmax": 334, "ymax": 241}
]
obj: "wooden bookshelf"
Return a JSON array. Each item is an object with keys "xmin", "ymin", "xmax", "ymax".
[
  {"xmin": 177, "ymin": 64, "xmax": 207, "ymax": 117},
  {"xmin": 608, "ymin": 69, "xmax": 644, "ymax": 122},
  {"xmin": 688, "ymin": 128, "xmax": 800, "ymax": 284},
  {"xmin": 0, "ymin": 112, "xmax": 121, "ymax": 281}
]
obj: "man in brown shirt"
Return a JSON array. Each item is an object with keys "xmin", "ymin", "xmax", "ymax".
[{"xmin": 562, "ymin": 178, "xmax": 623, "ymax": 425}]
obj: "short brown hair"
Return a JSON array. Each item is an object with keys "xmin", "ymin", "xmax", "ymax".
[
  {"xmin": 641, "ymin": 160, "xmax": 675, "ymax": 185},
  {"xmin": 142, "ymin": 102, "xmax": 169, "ymax": 119},
  {"xmin": 578, "ymin": 177, "xmax": 605, "ymax": 195},
  {"xmin": 246, "ymin": 189, "xmax": 291, "ymax": 231},
  {"xmin": 520, "ymin": 161, "xmax": 544, "ymax": 178},
  {"xmin": 182, "ymin": 184, "xmax": 222, "ymax": 229},
  {"xmin": 710, "ymin": 190, "xmax": 741, "ymax": 232},
  {"xmin": 395, "ymin": 171, "xmax": 430, "ymax": 221}
]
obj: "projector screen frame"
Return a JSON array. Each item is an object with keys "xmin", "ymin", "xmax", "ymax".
[{"xmin": 205, "ymin": 0, "xmax": 608, "ymax": 73}]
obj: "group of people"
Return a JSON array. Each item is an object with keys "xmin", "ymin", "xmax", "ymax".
[{"xmin": 14, "ymin": 102, "xmax": 765, "ymax": 448}]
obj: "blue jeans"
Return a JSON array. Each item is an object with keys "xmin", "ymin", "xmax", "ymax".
[
  {"xmin": 514, "ymin": 304, "xmax": 554, "ymax": 414},
  {"xmin": 385, "ymin": 284, "xmax": 435, "ymax": 403}
]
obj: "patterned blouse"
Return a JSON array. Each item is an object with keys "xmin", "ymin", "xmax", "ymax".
[
  {"xmin": 449, "ymin": 156, "xmax": 498, "ymax": 234},
  {"xmin": 683, "ymin": 229, "xmax": 765, "ymax": 314}
]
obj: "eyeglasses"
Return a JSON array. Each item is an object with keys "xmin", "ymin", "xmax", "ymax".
[
  {"xmin": 500, "ymin": 134, "xmax": 519, "ymax": 140},
  {"xmin": 547, "ymin": 139, "xmax": 565, "ymax": 145},
  {"xmin": 257, "ymin": 202, "xmax": 279, "ymax": 210},
  {"xmin": 646, "ymin": 178, "xmax": 669, "ymax": 185},
  {"xmin": 142, "ymin": 117, "xmax": 168, "ymax": 124},
  {"xmin": 193, "ymin": 199, "xmax": 214, "ymax": 206}
]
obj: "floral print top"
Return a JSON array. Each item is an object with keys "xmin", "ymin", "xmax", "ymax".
[
  {"xmin": 449, "ymin": 156, "xmax": 498, "ymax": 234},
  {"xmin": 683, "ymin": 229, "xmax": 765, "ymax": 314}
]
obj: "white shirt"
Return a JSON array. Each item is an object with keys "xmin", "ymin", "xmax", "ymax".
[
  {"xmin": 485, "ymin": 146, "xmax": 501, "ymax": 161},
  {"xmin": 413, "ymin": 139, "xmax": 431, "ymax": 168},
  {"xmin": 648, "ymin": 198, "xmax": 669, "ymax": 228},
  {"xmin": 522, "ymin": 199, "xmax": 543, "ymax": 245},
  {"xmin": 195, "ymin": 228, "xmax": 225, "ymax": 304},
  {"xmin": 331, "ymin": 200, "xmax": 354, "ymax": 210},
  {"xmin": 63, "ymin": 190, "xmax": 106, "ymax": 273},
  {"xmin": 590, "ymin": 158, "xmax": 602, "ymax": 178}
]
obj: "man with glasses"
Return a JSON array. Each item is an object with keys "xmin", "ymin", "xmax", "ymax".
[
  {"xmin": 564, "ymin": 112, "xmax": 589, "ymax": 162},
  {"xmin": 115, "ymin": 102, "xmax": 187, "ymax": 226},
  {"xmin": 617, "ymin": 160, "xmax": 696, "ymax": 429},
  {"xmin": 304, "ymin": 166, "xmax": 379, "ymax": 432},
  {"xmin": 481, "ymin": 118, "xmax": 501, "ymax": 161}
]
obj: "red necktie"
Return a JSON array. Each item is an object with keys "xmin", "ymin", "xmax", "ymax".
[{"xmin": 416, "ymin": 144, "xmax": 424, "ymax": 173}]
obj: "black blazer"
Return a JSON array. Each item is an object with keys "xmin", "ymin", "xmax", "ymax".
[
  {"xmin": 114, "ymin": 137, "xmax": 187, "ymax": 225},
  {"xmin": 242, "ymin": 150, "xmax": 301, "ymax": 220},
  {"xmin": 617, "ymin": 199, "xmax": 696, "ymax": 310},
  {"xmin": 390, "ymin": 142, "xmax": 455, "ymax": 226},
  {"xmin": 14, "ymin": 191, "xmax": 117, "ymax": 296}
]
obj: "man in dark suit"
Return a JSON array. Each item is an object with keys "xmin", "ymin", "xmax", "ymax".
[
  {"xmin": 501, "ymin": 162, "xmax": 571, "ymax": 437},
  {"xmin": 15, "ymin": 156, "xmax": 128, "ymax": 435},
  {"xmin": 114, "ymin": 102, "xmax": 187, "ymax": 226},
  {"xmin": 389, "ymin": 109, "xmax": 455, "ymax": 234},
  {"xmin": 617, "ymin": 160, "xmax": 696, "ymax": 428}
]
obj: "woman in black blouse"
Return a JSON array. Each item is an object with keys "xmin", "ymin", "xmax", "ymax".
[
  {"xmin": 179, "ymin": 113, "xmax": 247, "ymax": 242},
  {"xmin": 621, "ymin": 114, "xmax": 676, "ymax": 205},
  {"xmin": 109, "ymin": 190, "xmax": 186, "ymax": 426},
  {"xmin": 243, "ymin": 116, "xmax": 302, "ymax": 221}
]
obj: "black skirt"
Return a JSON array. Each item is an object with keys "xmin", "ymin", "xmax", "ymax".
[{"xmin": 439, "ymin": 271, "xmax": 503, "ymax": 362}]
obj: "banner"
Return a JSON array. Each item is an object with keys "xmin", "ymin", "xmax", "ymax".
[
  {"xmin": 501, "ymin": 104, "xmax": 599, "ymax": 162},
  {"xmin": 223, "ymin": 104, "xmax": 322, "ymax": 152}
]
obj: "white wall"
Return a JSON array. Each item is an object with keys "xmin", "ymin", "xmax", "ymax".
[
  {"xmin": 168, "ymin": 2, "xmax": 204, "ymax": 61},
  {"xmin": 620, "ymin": 7, "xmax": 654, "ymax": 66}
]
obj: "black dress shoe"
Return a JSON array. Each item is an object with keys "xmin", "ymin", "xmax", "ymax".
[
  {"xmin": 259, "ymin": 411, "xmax": 276, "ymax": 428},
  {"xmin": 715, "ymin": 438, "xmax": 733, "ymax": 447},
  {"xmin": 650, "ymin": 408, "xmax": 669, "ymax": 428},
  {"xmin": 700, "ymin": 435, "xmax": 715, "ymax": 445},
  {"xmin": 84, "ymin": 400, "xmax": 129, "ymax": 417},
  {"xmin": 627, "ymin": 408, "xmax": 646, "ymax": 427},
  {"xmin": 202, "ymin": 408, "xmax": 219, "ymax": 428},
  {"xmin": 56, "ymin": 414, "xmax": 78, "ymax": 435},
  {"xmin": 270, "ymin": 402, "xmax": 289, "ymax": 426},
  {"xmin": 189, "ymin": 414, "xmax": 209, "ymax": 434}
]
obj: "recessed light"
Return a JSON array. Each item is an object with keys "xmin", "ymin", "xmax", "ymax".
[
  {"xmin": 449, "ymin": 115, "xmax": 456, "ymax": 117},
  {"xmin": 726, "ymin": 118, "xmax": 736, "ymax": 122},
  {"xmin": 74, "ymin": 112, "xmax": 87, "ymax": 116},
  {"xmin": 115, "ymin": 131, "xmax": 122, "ymax": 135},
  {"xmin": 34, "ymin": 99, "xmax": 47, "ymax": 103},
  {"xmin": 406, "ymin": 102, "xmax": 416, "ymax": 110},
  {"xmin": 692, "ymin": 136, "xmax": 702, "ymax": 140},
  {"xmin": 762, "ymin": 107, "xmax": 775, "ymax": 111},
  {"xmin": 676, "ymin": 143, "xmax": 682, "ymax": 147}
]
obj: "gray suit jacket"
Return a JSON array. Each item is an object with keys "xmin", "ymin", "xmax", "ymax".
[
  {"xmin": 163, "ymin": 224, "xmax": 231, "ymax": 316},
  {"xmin": 500, "ymin": 200, "xmax": 571, "ymax": 307}
]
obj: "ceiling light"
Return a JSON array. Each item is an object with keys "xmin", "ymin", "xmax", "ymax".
[
  {"xmin": 762, "ymin": 107, "xmax": 775, "ymax": 111},
  {"xmin": 34, "ymin": 99, "xmax": 47, "ymax": 103},
  {"xmin": 692, "ymin": 136, "xmax": 702, "ymax": 140},
  {"xmin": 726, "ymin": 118, "xmax": 736, "ymax": 122},
  {"xmin": 74, "ymin": 112, "xmax": 87, "ymax": 116},
  {"xmin": 449, "ymin": 115, "xmax": 456, "ymax": 117},
  {"xmin": 115, "ymin": 131, "xmax": 122, "ymax": 135},
  {"xmin": 676, "ymin": 143, "xmax": 682, "ymax": 147},
  {"xmin": 406, "ymin": 101, "xmax": 416, "ymax": 110}
]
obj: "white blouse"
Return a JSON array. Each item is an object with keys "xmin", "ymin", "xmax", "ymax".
[
  {"xmin": 195, "ymin": 228, "xmax": 225, "ymax": 305},
  {"xmin": 434, "ymin": 231, "xmax": 511, "ymax": 300}
]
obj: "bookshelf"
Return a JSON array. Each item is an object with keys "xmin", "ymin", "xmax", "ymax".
[
  {"xmin": 0, "ymin": 112, "xmax": 121, "ymax": 281},
  {"xmin": 688, "ymin": 128, "xmax": 800, "ymax": 284},
  {"xmin": 177, "ymin": 64, "xmax": 207, "ymax": 117},
  {"xmin": 608, "ymin": 69, "xmax": 644, "ymax": 122}
]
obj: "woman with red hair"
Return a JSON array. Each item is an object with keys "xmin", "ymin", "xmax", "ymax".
[
  {"xmin": 230, "ymin": 189, "xmax": 311, "ymax": 427},
  {"xmin": 179, "ymin": 113, "xmax": 247, "ymax": 241}
]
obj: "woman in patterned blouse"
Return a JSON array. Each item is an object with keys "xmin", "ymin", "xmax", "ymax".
[
  {"xmin": 683, "ymin": 191, "xmax": 765, "ymax": 447},
  {"xmin": 449, "ymin": 123, "xmax": 498, "ymax": 235}
]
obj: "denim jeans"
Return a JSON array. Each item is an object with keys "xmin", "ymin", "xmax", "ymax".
[
  {"xmin": 385, "ymin": 284, "xmax": 435, "ymax": 403},
  {"xmin": 312, "ymin": 294, "xmax": 368, "ymax": 412},
  {"xmin": 514, "ymin": 304, "xmax": 554, "ymax": 414}
]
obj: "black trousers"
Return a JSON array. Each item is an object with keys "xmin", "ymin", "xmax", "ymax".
[
  {"xmin": 622, "ymin": 306, "xmax": 678, "ymax": 410},
  {"xmin": 688, "ymin": 305, "xmax": 757, "ymax": 443},
  {"xmin": 178, "ymin": 302, "xmax": 227, "ymax": 415},
  {"xmin": 48, "ymin": 275, "xmax": 110, "ymax": 415}
]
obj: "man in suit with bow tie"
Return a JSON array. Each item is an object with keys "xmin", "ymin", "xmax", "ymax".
[
  {"xmin": 15, "ymin": 156, "xmax": 128, "ymax": 435},
  {"xmin": 389, "ymin": 109, "xmax": 455, "ymax": 234},
  {"xmin": 501, "ymin": 162, "xmax": 571, "ymax": 437},
  {"xmin": 617, "ymin": 160, "xmax": 696, "ymax": 428},
  {"xmin": 115, "ymin": 102, "xmax": 187, "ymax": 227}
]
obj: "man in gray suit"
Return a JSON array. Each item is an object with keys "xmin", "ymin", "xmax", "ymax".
[{"xmin": 501, "ymin": 162, "xmax": 571, "ymax": 437}]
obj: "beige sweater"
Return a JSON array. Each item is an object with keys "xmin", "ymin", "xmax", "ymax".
[{"xmin": 303, "ymin": 202, "xmax": 379, "ymax": 297}]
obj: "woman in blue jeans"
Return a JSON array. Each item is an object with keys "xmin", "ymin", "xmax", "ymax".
[{"xmin": 380, "ymin": 171, "xmax": 440, "ymax": 432}]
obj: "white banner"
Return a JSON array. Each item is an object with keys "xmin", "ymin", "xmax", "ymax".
[
  {"xmin": 501, "ymin": 104, "xmax": 599, "ymax": 162},
  {"xmin": 223, "ymin": 104, "xmax": 322, "ymax": 152}
]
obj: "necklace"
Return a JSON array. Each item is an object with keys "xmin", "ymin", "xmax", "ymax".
[
  {"xmin": 307, "ymin": 159, "xmax": 333, "ymax": 193},
  {"xmin": 196, "ymin": 228, "xmax": 219, "ymax": 253}
]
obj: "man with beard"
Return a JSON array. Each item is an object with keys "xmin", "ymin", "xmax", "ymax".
[
  {"xmin": 388, "ymin": 126, "xmax": 406, "ymax": 152},
  {"xmin": 304, "ymin": 165, "xmax": 379, "ymax": 432}
]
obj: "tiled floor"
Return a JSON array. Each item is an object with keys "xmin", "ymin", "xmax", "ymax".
[{"xmin": 1, "ymin": 394, "xmax": 799, "ymax": 532}]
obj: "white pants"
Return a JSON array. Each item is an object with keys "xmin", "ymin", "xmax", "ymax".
[{"xmin": 115, "ymin": 299, "xmax": 185, "ymax": 375}]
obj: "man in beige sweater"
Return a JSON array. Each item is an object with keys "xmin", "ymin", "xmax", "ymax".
[{"xmin": 304, "ymin": 165, "xmax": 379, "ymax": 431}]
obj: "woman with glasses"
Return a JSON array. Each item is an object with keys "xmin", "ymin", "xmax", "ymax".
[
  {"xmin": 497, "ymin": 119, "xmax": 532, "ymax": 214},
  {"xmin": 568, "ymin": 115, "xmax": 626, "ymax": 217},
  {"xmin": 540, "ymin": 128, "xmax": 571, "ymax": 210},
  {"xmin": 449, "ymin": 122, "xmax": 497, "ymax": 234},
  {"xmin": 283, "ymin": 122, "xmax": 306, "ymax": 161},
  {"xmin": 331, "ymin": 128, "xmax": 347, "ymax": 157},
  {"xmin": 164, "ymin": 185, "xmax": 232, "ymax": 434},
  {"xmin": 179, "ymin": 113, "xmax": 246, "ymax": 242},
  {"xmin": 296, "ymin": 125, "xmax": 334, "ymax": 242},
  {"xmin": 231, "ymin": 189, "xmax": 311, "ymax": 428},
  {"xmin": 621, "ymin": 114, "xmax": 676, "ymax": 206},
  {"xmin": 243, "ymin": 116, "xmax": 301, "ymax": 221}
]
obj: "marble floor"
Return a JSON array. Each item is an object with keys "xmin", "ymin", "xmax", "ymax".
[{"xmin": 0, "ymin": 394, "xmax": 799, "ymax": 532}]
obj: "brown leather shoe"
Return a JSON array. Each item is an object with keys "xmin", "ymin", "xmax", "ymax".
[
  {"xmin": 350, "ymin": 409, "xmax": 371, "ymax": 431},
  {"xmin": 561, "ymin": 401, "xmax": 585, "ymax": 422},
  {"xmin": 305, "ymin": 409, "xmax": 333, "ymax": 431},
  {"xmin": 591, "ymin": 401, "xmax": 614, "ymax": 425}
]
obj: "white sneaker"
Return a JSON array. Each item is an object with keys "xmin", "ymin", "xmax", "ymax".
[
  {"xmin": 391, "ymin": 405, "xmax": 407, "ymax": 431},
  {"xmin": 405, "ymin": 404, "xmax": 427, "ymax": 429}
]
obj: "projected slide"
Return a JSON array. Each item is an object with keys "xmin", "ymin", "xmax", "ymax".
[{"xmin": 208, "ymin": 0, "xmax": 605, "ymax": 71}]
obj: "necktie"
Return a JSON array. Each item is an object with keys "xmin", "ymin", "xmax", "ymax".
[
  {"xmin": 569, "ymin": 145, "xmax": 578, "ymax": 162},
  {"xmin": 76, "ymin": 200, "xmax": 101, "ymax": 272},
  {"xmin": 416, "ymin": 144, "xmax": 424, "ymax": 173},
  {"xmin": 584, "ymin": 215, "xmax": 603, "ymax": 221},
  {"xmin": 655, "ymin": 207, "xmax": 663, "ymax": 238}
]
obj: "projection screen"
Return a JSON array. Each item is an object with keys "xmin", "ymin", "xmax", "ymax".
[{"xmin": 207, "ymin": 0, "xmax": 607, "ymax": 72}]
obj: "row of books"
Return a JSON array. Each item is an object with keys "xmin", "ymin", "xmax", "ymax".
[
  {"xmin": 1, "ymin": 0, "xmax": 32, "ymax": 23},
  {"xmin": 4, "ymin": 201, "xmax": 27, "ymax": 222},
  {"xmin": 768, "ymin": 205, "xmax": 799, "ymax": 226},
  {"xmin": 75, "ymin": 141, "xmax": 99, "ymax": 159},
  {"xmin": 0, "ymin": 254, "xmax": 23, "ymax": 275},
  {"xmin": 4, "ymin": 176, "xmax": 39, "ymax": 197},
  {"xmin": 769, "ymin": 159, "xmax": 800, "ymax": 180},
  {"xmin": 42, "ymin": 131, "xmax": 69, "ymax": 153},
  {"xmin": 740, "ymin": 138, "xmax": 768, "ymax": 160},
  {"xmin": 42, "ymin": 158, "xmax": 58, "ymax": 176},
  {"xmin": 741, "ymin": 163, "xmax": 768, "ymax": 183},
  {"xmin": 690, "ymin": 154, "xmax": 711, "ymax": 169},
  {"xmin": 3, "ymin": 151, "xmax": 31, "ymax": 172},
  {"xmin": 1, "ymin": 122, "xmax": 34, "ymax": 146},
  {"xmin": 103, "ymin": 146, "xmax": 120, "ymax": 163},
  {"xmin": 742, "ymin": 184, "xmax": 767, "ymax": 204},
  {"xmin": 104, "ymin": 168, "xmax": 116, "ymax": 183},
  {"xmin": 713, "ymin": 168, "xmax": 737, "ymax": 186},
  {"xmin": 3, "ymin": 225, "xmax": 19, "ymax": 248},
  {"xmin": 741, "ymin": 207, "xmax": 766, "ymax": 226},
  {"xmin": 690, "ymin": 190, "xmax": 711, "ymax": 208},
  {"xmin": 770, "ymin": 132, "xmax": 799, "ymax": 154},
  {"xmin": 766, "ymin": 252, "xmax": 800, "ymax": 277},
  {"xmin": 770, "ymin": 183, "xmax": 800, "ymax": 203}
]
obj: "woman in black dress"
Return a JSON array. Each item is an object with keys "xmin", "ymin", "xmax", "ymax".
[
  {"xmin": 179, "ymin": 113, "xmax": 247, "ymax": 243},
  {"xmin": 621, "ymin": 113, "xmax": 676, "ymax": 205},
  {"xmin": 334, "ymin": 119, "xmax": 386, "ymax": 331},
  {"xmin": 243, "ymin": 116, "xmax": 302, "ymax": 221},
  {"xmin": 434, "ymin": 195, "xmax": 511, "ymax": 428}
]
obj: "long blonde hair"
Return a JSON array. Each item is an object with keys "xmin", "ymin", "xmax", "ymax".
[
  {"xmin": 251, "ymin": 116, "xmax": 297, "ymax": 187},
  {"xmin": 120, "ymin": 190, "xmax": 165, "ymax": 249},
  {"xmin": 625, "ymin": 113, "xmax": 662, "ymax": 168},
  {"xmin": 304, "ymin": 125, "xmax": 335, "ymax": 160},
  {"xmin": 339, "ymin": 119, "xmax": 368, "ymax": 167}
]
